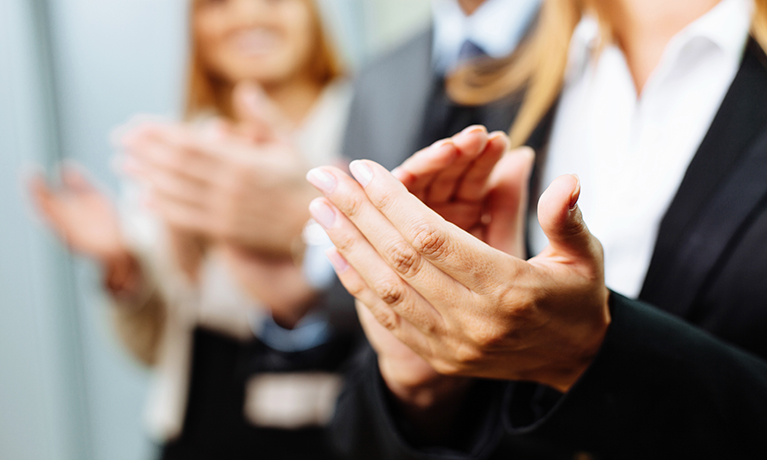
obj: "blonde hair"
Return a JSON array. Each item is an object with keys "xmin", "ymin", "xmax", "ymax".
[
  {"xmin": 184, "ymin": 0, "xmax": 345, "ymax": 120},
  {"xmin": 448, "ymin": 0, "xmax": 767, "ymax": 148}
]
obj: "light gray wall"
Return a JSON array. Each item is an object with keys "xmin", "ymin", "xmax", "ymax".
[{"xmin": 0, "ymin": 1, "xmax": 430, "ymax": 459}]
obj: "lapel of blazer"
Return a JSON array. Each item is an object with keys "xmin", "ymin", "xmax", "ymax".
[{"xmin": 639, "ymin": 39, "xmax": 767, "ymax": 318}]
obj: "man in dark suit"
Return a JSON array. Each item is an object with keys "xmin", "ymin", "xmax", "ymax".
[{"xmin": 342, "ymin": 0, "xmax": 540, "ymax": 169}]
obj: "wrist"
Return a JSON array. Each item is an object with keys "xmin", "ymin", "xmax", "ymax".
[
  {"xmin": 537, "ymin": 288, "xmax": 612, "ymax": 393},
  {"xmin": 378, "ymin": 357, "xmax": 471, "ymax": 410},
  {"xmin": 103, "ymin": 249, "xmax": 142, "ymax": 297}
]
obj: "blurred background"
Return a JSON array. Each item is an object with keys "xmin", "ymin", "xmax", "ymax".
[{"xmin": 0, "ymin": 1, "xmax": 431, "ymax": 459}]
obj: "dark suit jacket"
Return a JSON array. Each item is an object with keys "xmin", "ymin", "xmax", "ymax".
[
  {"xmin": 330, "ymin": 39, "xmax": 767, "ymax": 460},
  {"xmin": 341, "ymin": 28, "xmax": 525, "ymax": 168}
]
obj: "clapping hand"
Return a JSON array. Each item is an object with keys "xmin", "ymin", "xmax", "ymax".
[
  {"xmin": 307, "ymin": 135, "xmax": 610, "ymax": 393},
  {"xmin": 29, "ymin": 165, "xmax": 141, "ymax": 293}
]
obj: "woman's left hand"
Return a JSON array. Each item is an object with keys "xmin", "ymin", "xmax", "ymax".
[{"xmin": 307, "ymin": 160, "xmax": 611, "ymax": 393}]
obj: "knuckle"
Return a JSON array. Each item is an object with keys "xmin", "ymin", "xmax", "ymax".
[
  {"xmin": 332, "ymin": 231, "xmax": 357, "ymax": 254},
  {"xmin": 370, "ymin": 305, "xmax": 400, "ymax": 331},
  {"xmin": 467, "ymin": 325, "xmax": 504, "ymax": 350},
  {"xmin": 386, "ymin": 240, "xmax": 421, "ymax": 276},
  {"xmin": 452, "ymin": 334, "xmax": 486, "ymax": 364},
  {"xmin": 371, "ymin": 188, "xmax": 397, "ymax": 211},
  {"xmin": 346, "ymin": 283, "xmax": 366, "ymax": 299},
  {"xmin": 431, "ymin": 358, "xmax": 461, "ymax": 376},
  {"xmin": 411, "ymin": 223, "xmax": 449, "ymax": 259},
  {"xmin": 342, "ymin": 193, "xmax": 366, "ymax": 219},
  {"xmin": 373, "ymin": 278, "xmax": 407, "ymax": 308}
]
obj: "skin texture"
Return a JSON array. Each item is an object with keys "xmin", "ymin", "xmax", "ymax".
[{"xmin": 307, "ymin": 130, "xmax": 611, "ymax": 395}]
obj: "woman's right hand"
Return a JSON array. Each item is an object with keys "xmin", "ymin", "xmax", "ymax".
[
  {"xmin": 30, "ymin": 165, "xmax": 126, "ymax": 261},
  {"xmin": 29, "ymin": 165, "xmax": 141, "ymax": 294}
]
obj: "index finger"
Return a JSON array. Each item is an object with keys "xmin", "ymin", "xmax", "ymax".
[{"xmin": 348, "ymin": 160, "xmax": 519, "ymax": 294}]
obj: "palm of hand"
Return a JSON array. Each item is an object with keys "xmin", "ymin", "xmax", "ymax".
[{"xmin": 31, "ymin": 171, "xmax": 124, "ymax": 260}]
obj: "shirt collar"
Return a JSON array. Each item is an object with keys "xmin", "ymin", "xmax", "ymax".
[
  {"xmin": 431, "ymin": 0, "xmax": 541, "ymax": 74},
  {"xmin": 567, "ymin": 0, "xmax": 752, "ymax": 82}
]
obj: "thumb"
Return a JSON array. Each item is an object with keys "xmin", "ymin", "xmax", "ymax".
[
  {"xmin": 232, "ymin": 82, "xmax": 288, "ymax": 142},
  {"xmin": 537, "ymin": 174, "xmax": 600, "ymax": 264}
]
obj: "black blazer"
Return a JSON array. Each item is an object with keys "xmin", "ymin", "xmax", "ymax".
[{"xmin": 330, "ymin": 39, "xmax": 767, "ymax": 460}]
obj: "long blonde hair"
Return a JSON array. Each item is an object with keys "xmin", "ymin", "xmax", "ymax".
[
  {"xmin": 448, "ymin": 0, "xmax": 767, "ymax": 148},
  {"xmin": 184, "ymin": 0, "xmax": 345, "ymax": 120}
]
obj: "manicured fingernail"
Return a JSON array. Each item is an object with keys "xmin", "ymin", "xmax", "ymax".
[
  {"xmin": 306, "ymin": 168, "xmax": 337, "ymax": 194},
  {"xmin": 349, "ymin": 161, "xmax": 374, "ymax": 187},
  {"xmin": 461, "ymin": 124, "xmax": 486, "ymax": 136},
  {"xmin": 569, "ymin": 174, "xmax": 581, "ymax": 210},
  {"xmin": 309, "ymin": 199, "xmax": 336, "ymax": 229},
  {"xmin": 430, "ymin": 139, "xmax": 451, "ymax": 150},
  {"xmin": 325, "ymin": 248, "xmax": 349, "ymax": 273},
  {"xmin": 489, "ymin": 131, "xmax": 510, "ymax": 149}
]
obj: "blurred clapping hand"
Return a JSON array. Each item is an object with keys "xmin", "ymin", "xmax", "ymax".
[{"xmin": 117, "ymin": 83, "xmax": 320, "ymax": 325}]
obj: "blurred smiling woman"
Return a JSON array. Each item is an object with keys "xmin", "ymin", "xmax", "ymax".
[{"xmin": 31, "ymin": 0, "xmax": 353, "ymax": 459}]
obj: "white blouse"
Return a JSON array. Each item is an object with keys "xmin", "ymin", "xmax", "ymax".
[{"xmin": 530, "ymin": 0, "xmax": 752, "ymax": 298}]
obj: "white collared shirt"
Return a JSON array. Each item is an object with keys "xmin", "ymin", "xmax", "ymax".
[
  {"xmin": 431, "ymin": 0, "xmax": 541, "ymax": 74},
  {"xmin": 530, "ymin": 0, "xmax": 752, "ymax": 298}
]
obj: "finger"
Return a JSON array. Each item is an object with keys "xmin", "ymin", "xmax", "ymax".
[
  {"xmin": 27, "ymin": 175, "xmax": 76, "ymax": 239},
  {"xmin": 308, "ymin": 166, "xmax": 469, "ymax": 310},
  {"xmin": 454, "ymin": 131, "xmax": 509, "ymax": 202},
  {"xmin": 485, "ymin": 147, "xmax": 535, "ymax": 256},
  {"xmin": 143, "ymin": 166, "xmax": 210, "ymax": 211},
  {"xmin": 232, "ymin": 82, "xmax": 288, "ymax": 142},
  {"xmin": 309, "ymin": 197, "xmax": 444, "ymax": 332},
  {"xmin": 28, "ymin": 174, "xmax": 59, "ymax": 219},
  {"xmin": 127, "ymin": 133, "xmax": 213, "ymax": 185},
  {"xmin": 536, "ymin": 174, "xmax": 601, "ymax": 265},
  {"xmin": 151, "ymin": 196, "xmax": 212, "ymax": 235},
  {"xmin": 311, "ymin": 162, "xmax": 516, "ymax": 294},
  {"xmin": 426, "ymin": 125, "xmax": 488, "ymax": 204},
  {"xmin": 327, "ymin": 249, "xmax": 434, "ymax": 358},
  {"xmin": 392, "ymin": 140, "xmax": 460, "ymax": 198},
  {"xmin": 60, "ymin": 163, "xmax": 98, "ymax": 193}
]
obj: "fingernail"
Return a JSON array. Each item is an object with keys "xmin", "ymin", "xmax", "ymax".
[
  {"xmin": 309, "ymin": 199, "xmax": 336, "ymax": 229},
  {"xmin": 489, "ymin": 131, "xmax": 511, "ymax": 149},
  {"xmin": 326, "ymin": 248, "xmax": 349, "ymax": 273},
  {"xmin": 306, "ymin": 168, "xmax": 337, "ymax": 194},
  {"xmin": 430, "ymin": 139, "xmax": 451, "ymax": 150},
  {"xmin": 461, "ymin": 124, "xmax": 486, "ymax": 136},
  {"xmin": 349, "ymin": 161, "xmax": 374, "ymax": 187},
  {"xmin": 569, "ymin": 174, "xmax": 581, "ymax": 211}
]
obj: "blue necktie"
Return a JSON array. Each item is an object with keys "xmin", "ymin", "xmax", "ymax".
[{"xmin": 458, "ymin": 39, "xmax": 488, "ymax": 63}]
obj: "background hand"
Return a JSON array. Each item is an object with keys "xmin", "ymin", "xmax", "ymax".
[
  {"xmin": 29, "ymin": 164, "xmax": 142, "ymax": 294},
  {"xmin": 30, "ymin": 164, "xmax": 126, "ymax": 261},
  {"xmin": 122, "ymin": 122, "xmax": 316, "ymax": 258}
]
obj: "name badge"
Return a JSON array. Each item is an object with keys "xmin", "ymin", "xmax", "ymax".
[{"xmin": 244, "ymin": 372, "xmax": 343, "ymax": 429}]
